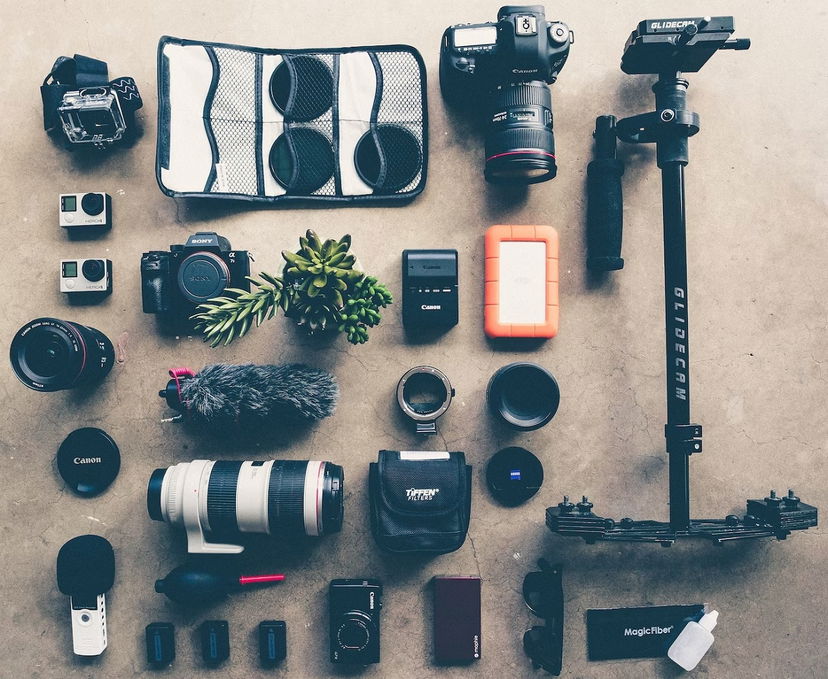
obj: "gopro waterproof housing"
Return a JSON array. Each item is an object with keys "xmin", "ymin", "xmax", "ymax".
[{"xmin": 58, "ymin": 87, "xmax": 127, "ymax": 146}]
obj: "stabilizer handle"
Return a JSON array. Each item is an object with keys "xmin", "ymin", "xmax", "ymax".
[{"xmin": 586, "ymin": 116, "xmax": 625, "ymax": 271}]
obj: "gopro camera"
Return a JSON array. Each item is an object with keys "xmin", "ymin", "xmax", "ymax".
[
  {"xmin": 60, "ymin": 259, "xmax": 112, "ymax": 296},
  {"xmin": 59, "ymin": 192, "xmax": 111, "ymax": 230},
  {"xmin": 141, "ymin": 232, "xmax": 251, "ymax": 325},
  {"xmin": 329, "ymin": 579, "xmax": 382, "ymax": 665}
]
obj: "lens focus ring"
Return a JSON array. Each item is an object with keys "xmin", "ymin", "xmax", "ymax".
[
  {"xmin": 207, "ymin": 461, "xmax": 242, "ymax": 538},
  {"xmin": 268, "ymin": 461, "xmax": 308, "ymax": 536}
]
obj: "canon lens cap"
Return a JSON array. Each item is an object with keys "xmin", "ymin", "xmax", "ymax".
[
  {"xmin": 57, "ymin": 427, "xmax": 120, "ymax": 497},
  {"xmin": 486, "ymin": 447, "xmax": 543, "ymax": 506}
]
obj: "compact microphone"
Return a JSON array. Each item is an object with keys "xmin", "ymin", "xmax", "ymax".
[
  {"xmin": 56, "ymin": 535, "xmax": 115, "ymax": 656},
  {"xmin": 158, "ymin": 363, "xmax": 339, "ymax": 435}
]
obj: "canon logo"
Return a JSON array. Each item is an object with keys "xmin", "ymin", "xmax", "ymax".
[
  {"xmin": 624, "ymin": 625, "xmax": 673, "ymax": 637},
  {"xmin": 74, "ymin": 457, "xmax": 102, "ymax": 464},
  {"xmin": 369, "ymin": 591, "xmax": 375, "ymax": 610},
  {"xmin": 406, "ymin": 488, "xmax": 440, "ymax": 501},
  {"xmin": 421, "ymin": 304, "xmax": 441, "ymax": 311}
]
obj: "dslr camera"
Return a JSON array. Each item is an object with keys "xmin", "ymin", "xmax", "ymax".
[
  {"xmin": 440, "ymin": 5, "xmax": 572, "ymax": 184},
  {"xmin": 141, "ymin": 232, "xmax": 250, "ymax": 325},
  {"xmin": 329, "ymin": 580, "xmax": 382, "ymax": 664}
]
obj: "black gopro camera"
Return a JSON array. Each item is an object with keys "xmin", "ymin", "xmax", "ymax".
[
  {"xmin": 440, "ymin": 5, "xmax": 572, "ymax": 184},
  {"xmin": 141, "ymin": 232, "xmax": 250, "ymax": 325},
  {"xmin": 329, "ymin": 579, "xmax": 382, "ymax": 665}
]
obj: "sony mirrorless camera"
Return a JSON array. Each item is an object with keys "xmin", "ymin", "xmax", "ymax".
[
  {"xmin": 329, "ymin": 579, "xmax": 382, "ymax": 665},
  {"xmin": 440, "ymin": 5, "xmax": 572, "ymax": 184},
  {"xmin": 141, "ymin": 232, "xmax": 250, "ymax": 324}
]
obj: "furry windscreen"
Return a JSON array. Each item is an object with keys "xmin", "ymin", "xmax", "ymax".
[{"xmin": 180, "ymin": 363, "xmax": 338, "ymax": 433}]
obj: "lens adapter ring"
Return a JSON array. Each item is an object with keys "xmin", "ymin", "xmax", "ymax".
[{"xmin": 396, "ymin": 366, "xmax": 454, "ymax": 434}]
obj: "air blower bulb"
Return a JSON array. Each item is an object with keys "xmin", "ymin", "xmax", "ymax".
[
  {"xmin": 159, "ymin": 363, "xmax": 338, "ymax": 434},
  {"xmin": 155, "ymin": 564, "xmax": 285, "ymax": 605}
]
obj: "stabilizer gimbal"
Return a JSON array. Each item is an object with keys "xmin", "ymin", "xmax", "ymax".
[{"xmin": 553, "ymin": 17, "xmax": 818, "ymax": 545}]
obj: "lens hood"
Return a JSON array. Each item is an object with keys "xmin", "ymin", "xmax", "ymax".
[{"xmin": 488, "ymin": 362, "xmax": 559, "ymax": 430}]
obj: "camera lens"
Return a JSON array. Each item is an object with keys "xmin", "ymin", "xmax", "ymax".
[
  {"xmin": 148, "ymin": 460, "xmax": 344, "ymax": 550},
  {"xmin": 485, "ymin": 81, "xmax": 557, "ymax": 184},
  {"xmin": 81, "ymin": 192, "xmax": 105, "ymax": 216},
  {"xmin": 81, "ymin": 259, "xmax": 105, "ymax": 282},
  {"xmin": 337, "ymin": 614, "xmax": 373, "ymax": 651},
  {"xmin": 10, "ymin": 318, "xmax": 114, "ymax": 392}
]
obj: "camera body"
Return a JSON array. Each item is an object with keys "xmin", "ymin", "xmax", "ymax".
[
  {"xmin": 141, "ymin": 232, "xmax": 250, "ymax": 323},
  {"xmin": 60, "ymin": 258, "xmax": 112, "ymax": 296},
  {"xmin": 59, "ymin": 192, "xmax": 111, "ymax": 230},
  {"xmin": 440, "ymin": 5, "xmax": 572, "ymax": 102},
  {"xmin": 329, "ymin": 579, "xmax": 382, "ymax": 664},
  {"xmin": 439, "ymin": 6, "xmax": 572, "ymax": 184}
]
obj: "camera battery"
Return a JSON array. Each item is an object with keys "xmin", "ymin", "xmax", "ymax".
[
  {"xmin": 402, "ymin": 249, "xmax": 458, "ymax": 329},
  {"xmin": 433, "ymin": 576, "xmax": 481, "ymax": 664}
]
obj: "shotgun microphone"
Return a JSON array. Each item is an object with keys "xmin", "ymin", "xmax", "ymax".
[{"xmin": 56, "ymin": 535, "xmax": 115, "ymax": 656}]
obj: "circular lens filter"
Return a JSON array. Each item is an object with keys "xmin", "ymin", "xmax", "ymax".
[
  {"xmin": 269, "ymin": 128, "xmax": 335, "ymax": 195},
  {"xmin": 355, "ymin": 125, "xmax": 421, "ymax": 193},
  {"xmin": 270, "ymin": 56, "xmax": 334, "ymax": 122},
  {"xmin": 57, "ymin": 427, "xmax": 120, "ymax": 497}
]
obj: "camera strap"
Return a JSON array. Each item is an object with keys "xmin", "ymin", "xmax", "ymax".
[{"xmin": 41, "ymin": 54, "xmax": 143, "ymax": 134}]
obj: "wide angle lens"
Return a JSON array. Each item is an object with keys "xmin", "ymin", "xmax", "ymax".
[
  {"xmin": 485, "ymin": 81, "xmax": 557, "ymax": 184},
  {"xmin": 10, "ymin": 318, "xmax": 114, "ymax": 392}
]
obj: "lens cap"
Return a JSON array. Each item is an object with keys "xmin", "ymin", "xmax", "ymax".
[
  {"xmin": 177, "ymin": 252, "xmax": 230, "ymax": 303},
  {"xmin": 57, "ymin": 427, "xmax": 120, "ymax": 496},
  {"xmin": 486, "ymin": 447, "xmax": 543, "ymax": 506}
]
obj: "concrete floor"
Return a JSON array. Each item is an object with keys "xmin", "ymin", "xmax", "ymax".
[{"xmin": 2, "ymin": 1, "xmax": 826, "ymax": 677}]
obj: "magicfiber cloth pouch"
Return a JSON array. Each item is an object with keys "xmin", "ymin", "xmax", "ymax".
[
  {"xmin": 156, "ymin": 36, "xmax": 427, "ymax": 204},
  {"xmin": 369, "ymin": 451, "xmax": 471, "ymax": 554},
  {"xmin": 586, "ymin": 604, "xmax": 706, "ymax": 660}
]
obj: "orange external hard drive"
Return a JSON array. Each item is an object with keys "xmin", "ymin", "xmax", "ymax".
[{"xmin": 484, "ymin": 225, "xmax": 559, "ymax": 338}]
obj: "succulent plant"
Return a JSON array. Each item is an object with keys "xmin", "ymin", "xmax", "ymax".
[{"xmin": 191, "ymin": 230, "xmax": 392, "ymax": 346}]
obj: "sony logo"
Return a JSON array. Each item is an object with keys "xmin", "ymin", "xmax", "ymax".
[
  {"xmin": 421, "ymin": 304, "xmax": 441, "ymax": 310},
  {"xmin": 624, "ymin": 625, "xmax": 673, "ymax": 637},
  {"xmin": 406, "ymin": 488, "xmax": 440, "ymax": 501},
  {"xmin": 650, "ymin": 20, "xmax": 696, "ymax": 30},
  {"xmin": 190, "ymin": 238, "xmax": 214, "ymax": 244},
  {"xmin": 190, "ymin": 275, "xmax": 211, "ymax": 281},
  {"xmin": 74, "ymin": 457, "xmax": 102, "ymax": 464}
]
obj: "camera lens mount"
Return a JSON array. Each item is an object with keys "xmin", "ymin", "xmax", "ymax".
[{"xmin": 396, "ymin": 366, "xmax": 454, "ymax": 435}]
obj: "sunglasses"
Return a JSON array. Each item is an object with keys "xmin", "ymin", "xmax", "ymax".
[{"xmin": 522, "ymin": 559, "xmax": 563, "ymax": 675}]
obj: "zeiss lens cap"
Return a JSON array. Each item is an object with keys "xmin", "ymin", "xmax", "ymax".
[
  {"xmin": 57, "ymin": 427, "xmax": 120, "ymax": 497},
  {"xmin": 486, "ymin": 447, "xmax": 543, "ymax": 506}
]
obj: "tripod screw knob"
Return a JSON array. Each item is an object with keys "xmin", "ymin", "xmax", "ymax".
[
  {"xmin": 577, "ymin": 496, "xmax": 594, "ymax": 514},
  {"xmin": 783, "ymin": 489, "xmax": 800, "ymax": 508},
  {"xmin": 558, "ymin": 495, "xmax": 575, "ymax": 513}
]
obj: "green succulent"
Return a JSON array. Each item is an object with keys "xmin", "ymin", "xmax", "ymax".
[{"xmin": 191, "ymin": 230, "xmax": 392, "ymax": 346}]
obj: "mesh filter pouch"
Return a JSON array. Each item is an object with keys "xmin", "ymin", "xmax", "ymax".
[
  {"xmin": 156, "ymin": 36, "xmax": 427, "ymax": 204},
  {"xmin": 369, "ymin": 451, "xmax": 472, "ymax": 554}
]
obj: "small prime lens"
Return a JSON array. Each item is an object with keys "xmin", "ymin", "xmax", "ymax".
[
  {"xmin": 10, "ymin": 318, "xmax": 114, "ymax": 392},
  {"xmin": 488, "ymin": 362, "xmax": 560, "ymax": 430},
  {"xmin": 485, "ymin": 81, "xmax": 557, "ymax": 185}
]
